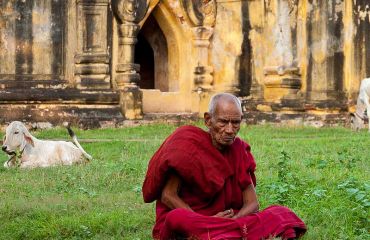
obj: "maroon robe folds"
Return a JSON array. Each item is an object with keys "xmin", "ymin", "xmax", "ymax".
[{"xmin": 142, "ymin": 126, "xmax": 306, "ymax": 240}]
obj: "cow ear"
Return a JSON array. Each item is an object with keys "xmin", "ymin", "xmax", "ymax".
[{"xmin": 23, "ymin": 133, "xmax": 34, "ymax": 147}]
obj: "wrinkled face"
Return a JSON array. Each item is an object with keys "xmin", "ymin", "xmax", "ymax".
[
  {"xmin": 2, "ymin": 121, "xmax": 27, "ymax": 155},
  {"xmin": 350, "ymin": 114, "xmax": 364, "ymax": 131},
  {"xmin": 205, "ymin": 100, "xmax": 242, "ymax": 150}
]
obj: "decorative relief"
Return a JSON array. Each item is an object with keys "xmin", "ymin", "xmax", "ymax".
[
  {"xmin": 179, "ymin": 0, "xmax": 216, "ymax": 27},
  {"xmin": 111, "ymin": 0, "xmax": 149, "ymax": 23},
  {"xmin": 263, "ymin": 66, "xmax": 301, "ymax": 102},
  {"xmin": 75, "ymin": 1, "xmax": 111, "ymax": 89},
  {"xmin": 178, "ymin": 0, "xmax": 216, "ymax": 91},
  {"xmin": 117, "ymin": 23, "xmax": 141, "ymax": 43},
  {"xmin": 77, "ymin": 5, "xmax": 108, "ymax": 54}
]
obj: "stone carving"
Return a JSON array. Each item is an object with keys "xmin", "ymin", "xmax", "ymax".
[
  {"xmin": 179, "ymin": 0, "xmax": 216, "ymax": 91},
  {"xmin": 180, "ymin": 0, "xmax": 216, "ymax": 27},
  {"xmin": 112, "ymin": 0, "xmax": 149, "ymax": 23},
  {"xmin": 75, "ymin": 1, "xmax": 111, "ymax": 89},
  {"xmin": 192, "ymin": 26, "xmax": 214, "ymax": 91},
  {"xmin": 263, "ymin": 66, "xmax": 301, "ymax": 102}
]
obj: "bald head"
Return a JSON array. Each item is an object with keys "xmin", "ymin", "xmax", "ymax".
[
  {"xmin": 208, "ymin": 93, "xmax": 242, "ymax": 115},
  {"xmin": 205, "ymin": 93, "xmax": 243, "ymax": 150}
]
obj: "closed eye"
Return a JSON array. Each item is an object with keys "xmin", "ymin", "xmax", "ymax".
[{"xmin": 14, "ymin": 131, "xmax": 19, "ymax": 134}]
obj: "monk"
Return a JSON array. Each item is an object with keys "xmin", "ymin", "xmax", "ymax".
[{"xmin": 142, "ymin": 93, "xmax": 306, "ymax": 240}]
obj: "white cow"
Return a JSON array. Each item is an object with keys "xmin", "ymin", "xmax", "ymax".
[
  {"xmin": 350, "ymin": 78, "xmax": 370, "ymax": 132},
  {"xmin": 2, "ymin": 121, "xmax": 92, "ymax": 168}
]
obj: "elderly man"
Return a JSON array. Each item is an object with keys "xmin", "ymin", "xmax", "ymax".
[{"xmin": 142, "ymin": 93, "xmax": 306, "ymax": 240}]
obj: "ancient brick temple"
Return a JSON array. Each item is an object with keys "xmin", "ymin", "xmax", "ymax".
[{"xmin": 0, "ymin": 0, "xmax": 369, "ymax": 127}]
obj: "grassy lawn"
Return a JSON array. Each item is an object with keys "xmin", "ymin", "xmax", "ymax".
[{"xmin": 0, "ymin": 123, "xmax": 369, "ymax": 239}]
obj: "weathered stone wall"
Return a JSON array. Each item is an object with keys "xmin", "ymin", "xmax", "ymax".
[
  {"xmin": 0, "ymin": 0, "xmax": 122, "ymax": 128},
  {"xmin": 0, "ymin": 0, "xmax": 64, "ymax": 79},
  {"xmin": 0, "ymin": 0, "xmax": 369, "ymax": 128},
  {"xmin": 242, "ymin": 0, "xmax": 369, "ymax": 124}
]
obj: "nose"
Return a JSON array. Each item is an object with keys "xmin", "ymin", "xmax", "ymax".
[
  {"xmin": 2, "ymin": 145, "xmax": 7, "ymax": 151},
  {"xmin": 225, "ymin": 122, "xmax": 234, "ymax": 133}
]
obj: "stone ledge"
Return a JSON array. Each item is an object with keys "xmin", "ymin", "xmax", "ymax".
[
  {"xmin": 0, "ymin": 88, "xmax": 119, "ymax": 104},
  {"xmin": 0, "ymin": 104, "xmax": 124, "ymax": 129},
  {"xmin": 244, "ymin": 112, "xmax": 349, "ymax": 127}
]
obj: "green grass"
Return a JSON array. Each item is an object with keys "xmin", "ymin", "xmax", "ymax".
[{"xmin": 0, "ymin": 124, "xmax": 369, "ymax": 239}]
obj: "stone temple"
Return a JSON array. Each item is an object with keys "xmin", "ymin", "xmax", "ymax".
[{"xmin": 0, "ymin": 0, "xmax": 369, "ymax": 127}]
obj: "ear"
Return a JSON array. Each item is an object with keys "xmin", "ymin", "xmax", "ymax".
[
  {"xmin": 204, "ymin": 112, "xmax": 212, "ymax": 129},
  {"xmin": 23, "ymin": 133, "xmax": 34, "ymax": 147}
]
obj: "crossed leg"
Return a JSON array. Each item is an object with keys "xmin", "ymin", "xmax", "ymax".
[
  {"xmin": 159, "ymin": 206, "xmax": 306, "ymax": 240},
  {"xmin": 160, "ymin": 208, "xmax": 242, "ymax": 240}
]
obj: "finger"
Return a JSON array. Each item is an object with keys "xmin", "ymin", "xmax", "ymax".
[
  {"xmin": 214, "ymin": 210, "xmax": 234, "ymax": 218},
  {"xmin": 220, "ymin": 210, "xmax": 232, "ymax": 218},
  {"xmin": 214, "ymin": 212, "xmax": 226, "ymax": 217},
  {"xmin": 225, "ymin": 209, "xmax": 233, "ymax": 215},
  {"xmin": 227, "ymin": 209, "xmax": 234, "ymax": 217}
]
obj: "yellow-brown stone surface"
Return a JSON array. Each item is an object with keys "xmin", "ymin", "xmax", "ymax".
[{"xmin": 0, "ymin": 0, "xmax": 369, "ymax": 125}]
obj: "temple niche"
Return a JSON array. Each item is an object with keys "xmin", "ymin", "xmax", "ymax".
[{"xmin": 0, "ymin": 0, "xmax": 369, "ymax": 127}]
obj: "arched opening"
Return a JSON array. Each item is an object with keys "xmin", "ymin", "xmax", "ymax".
[{"xmin": 135, "ymin": 14, "xmax": 169, "ymax": 91}]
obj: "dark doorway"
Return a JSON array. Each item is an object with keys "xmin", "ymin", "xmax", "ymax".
[
  {"xmin": 135, "ymin": 33, "xmax": 155, "ymax": 89},
  {"xmin": 135, "ymin": 14, "xmax": 169, "ymax": 91}
]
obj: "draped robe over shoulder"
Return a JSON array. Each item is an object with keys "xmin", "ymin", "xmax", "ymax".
[{"xmin": 142, "ymin": 126, "xmax": 306, "ymax": 240}]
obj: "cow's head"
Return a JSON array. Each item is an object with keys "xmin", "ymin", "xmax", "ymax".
[
  {"xmin": 350, "ymin": 112, "xmax": 365, "ymax": 131},
  {"xmin": 2, "ymin": 121, "xmax": 34, "ymax": 155}
]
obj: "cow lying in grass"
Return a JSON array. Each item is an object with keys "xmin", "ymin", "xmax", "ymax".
[
  {"xmin": 350, "ymin": 78, "xmax": 370, "ymax": 132},
  {"xmin": 1, "ymin": 121, "xmax": 92, "ymax": 168}
]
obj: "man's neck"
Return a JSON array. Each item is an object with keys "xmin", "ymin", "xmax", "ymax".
[{"xmin": 210, "ymin": 138, "xmax": 227, "ymax": 152}]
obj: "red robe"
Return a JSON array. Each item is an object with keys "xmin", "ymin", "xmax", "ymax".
[{"xmin": 142, "ymin": 126, "xmax": 306, "ymax": 240}]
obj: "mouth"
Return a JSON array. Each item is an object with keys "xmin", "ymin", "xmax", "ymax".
[
  {"xmin": 2, "ymin": 149, "xmax": 16, "ymax": 155},
  {"xmin": 222, "ymin": 136, "xmax": 235, "ymax": 142}
]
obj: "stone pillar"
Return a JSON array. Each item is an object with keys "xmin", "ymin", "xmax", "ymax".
[
  {"xmin": 180, "ymin": 0, "xmax": 216, "ymax": 92},
  {"xmin": 192, "ymin": 26, "xmax": 214, "ymax": 91},
  {"xmin": 111, "ymin": 0, "xmax": 149, "ymax": 119},
  {"xmin": 246, "ymin": 0, "xmax": 265, "ymax": 100},
  {"xmin": 179, "ymin": 0, "xmax": 216, "ymax": 116},
  {"xmin": 116, "ymin": 23, "xmax": 141, "ymax": 88},
  {"xmin": 306, "ymin": 0, "xmax": 345, "ymax": 106},
  {"xmin": 262, "ymin": 0, "xmax": 301, "ymax": 103}
]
